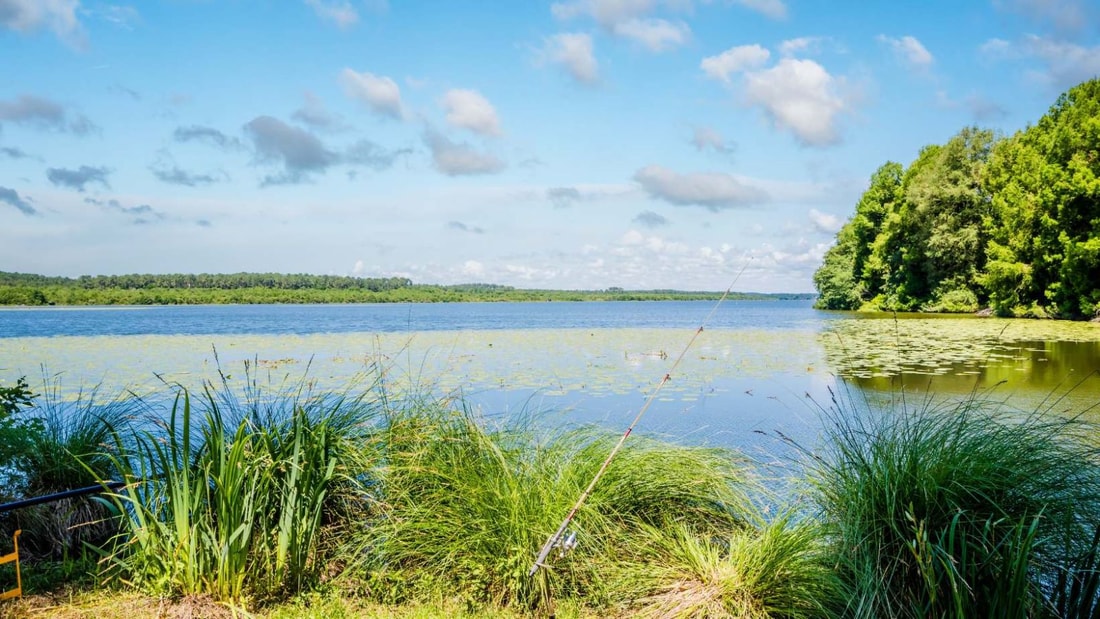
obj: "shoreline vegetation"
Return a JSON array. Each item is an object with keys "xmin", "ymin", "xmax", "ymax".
[
  {"xmin": 814, "ymin": 78, "xmax": 1100, "ymax": 321},
  {"xmin": 0, "ymin": 271, "xmax": 813, "ymax": 306},
  {"xmin": 4, "ymin": 371, "xmax": 1100, "ymax": 618}
]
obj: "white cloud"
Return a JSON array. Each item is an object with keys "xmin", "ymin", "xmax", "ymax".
[
  {"xmin": 340, "ymin": 68, "xmax": 404, "ymax": 119},
  {"xmin": 612, "ymin": 17, "xmax": 689, "ymax": 51},
  {"xmin": 305, "ymin": 0, "xmax": 358, "ymax": 29},
  {"xmin": 808, "ymin": 208, "xmax": 842, "ymax": 234},
  {"xmin": 877, "ymin": 35, "xmax": 934, "ymax": 70},
  {"xmin": 543, "ymin": 33, "xmax": 600, "ymax": 84},
  {"xmin": 701, "ymin": 44, "xmax": 770, "ymax": 83},
  {"xmin": 743, "ymin": 58, "xmax": 849, "ymax": 147},
  {"xmin": 423, "ymin": 129, "xmax": 505, "ymax": 176},
  {"xmin": 0, "ymin": 0, "xmax": 84, "ymax": 46},
  {"xmin": 633, "ymin": 165, "xmax": 768, "ymax": 210},
  {"xmin": 779, "ymin": 36, "xmax": 823, "ymax": 57},
  {"xmin": 441, "ymin": 89, "xmax": 502, "ymax": 137}
]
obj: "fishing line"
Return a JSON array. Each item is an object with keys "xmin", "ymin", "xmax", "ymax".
[{"xmin": 529, "ymin": 258, "xmax": 752, "ymax": 577}]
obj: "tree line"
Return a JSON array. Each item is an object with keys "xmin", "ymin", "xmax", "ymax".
[
  {"xmin": 0, "ymin": 271, "xmax": 812, "ymax": 305},
  {"xmin": 814, "ymin": 78, "xmax": 1100, "ymax": 319}
]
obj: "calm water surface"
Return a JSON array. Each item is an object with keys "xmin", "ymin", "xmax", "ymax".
[{"xmin": 1, "ymin": 300, "xmax": 1098, "ymax": 453}]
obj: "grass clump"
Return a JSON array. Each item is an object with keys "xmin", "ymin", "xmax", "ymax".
[
  {"xmin": 354, "ymin": 400, "xmax": 761, "ymax": 613},
  {"xmin": 610, "ymin": 515, "xmax": 841, "ymax": 619},
  {"xmin": 1, "ymin": 378, "xmax": 134, "ymax": 560},
  {"xmin": 810, "ymin": 388, "xmax": 1100, "ymax": 618}
]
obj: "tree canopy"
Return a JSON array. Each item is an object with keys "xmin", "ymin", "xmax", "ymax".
[{"xmin": 815, "ymin": 78, "xmax": 1100, "ymax": 319}]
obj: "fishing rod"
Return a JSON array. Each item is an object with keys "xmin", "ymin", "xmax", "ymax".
[
  {"xmin": 0, "ymin": 481, "xmax": 127, "ymax": 515},
  {"xmin": 529, "ymin": 260, "xmax": 751, "ymax": 577}
]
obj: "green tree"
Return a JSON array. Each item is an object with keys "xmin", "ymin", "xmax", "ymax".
[{"xmin": 980, "ymin": 79, "xmax": 1100, "ymax": 317}]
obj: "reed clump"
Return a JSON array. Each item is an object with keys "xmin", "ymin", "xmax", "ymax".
[{"xmin": 95, "ymin": 377, "xmax": 378, "ymax": 604}]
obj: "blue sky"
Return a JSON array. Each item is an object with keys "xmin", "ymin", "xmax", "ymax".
[{"xmin": 1, "ymin": 0, "xmax": 1097, "ymax": 292}]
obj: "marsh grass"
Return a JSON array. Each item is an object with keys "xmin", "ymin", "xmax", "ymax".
[{"xmin": 808, "ymin": 384, "xmax": 1100, "ymax": 618}]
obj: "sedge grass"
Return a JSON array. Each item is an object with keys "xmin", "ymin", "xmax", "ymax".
[{"xmin": 809, "ymin": 386, "xmax": 1100, "ymax": 618}]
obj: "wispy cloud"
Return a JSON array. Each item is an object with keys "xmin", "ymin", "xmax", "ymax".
[
  {"xmin": 0, "ymin": 186, "xmax": 36, "ymax": 215},
  {"xmin": 305, "ymin": 0, "xmax": 359, "ymax": 29},
  {"xmin": 151, "ymin": 165, "xmax": 225, "ymax": 187},
  {"xmin": 46, "ymin": 165, "xmax": 111, "ymax": 192},
  {"xmin": 634, "ymin": 165, "xmax": 767, "ymax": 210},
  {"xmin": 633, "ymin": 210, "xmax": 669, "ymax": 228},
  {"xmin": 174, "ymin": 125, "xmax": 244, "ymax": 150},
  {"xmin": 0, "ymin": 0, "xmax": 86, "ymax": 48},
  {"xmin": 541, "ymin": 33, "xmax": 600, "ymax": 85},
  {"xmin": 423, "ymin": 129, "xmax": 505, "ymax": 176},
  {"xmin": 691, "ymin": 126, "xmax": 736, "ymax": 155},
  {"xmin": 0, "ymin": 94, "xmax": 96, "ymax": 135},
  {"xmin": 446, "ymin": 220, "xmax": 486, "ymax": 234},
  {"xmin": 244, "ymin": 115, "xmax": 338, "ymax": 185},
  {"xmin": 876, "ymin": 34, "xmax": 934, "ymax": 71}
]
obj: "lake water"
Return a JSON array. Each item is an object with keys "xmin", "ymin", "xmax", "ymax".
[{"xmin": 2, "ymin": 300, "xmax": 1099, "ymax": 454}]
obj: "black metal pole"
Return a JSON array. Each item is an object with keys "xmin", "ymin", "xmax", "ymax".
[{"xmin": 0, "ymin": 481, "xmax": 128, "ymax": 514}]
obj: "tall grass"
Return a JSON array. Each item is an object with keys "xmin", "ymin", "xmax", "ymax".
[
  {"xmin": 808, "ymin": 387, "xmax": 1100, "ymax": 618},
  {"xmin": 354, "ymin": 400, "xmax": 761, "ymax": 612},
  {"xmin": 96, "ymin": 377, "xmax": 378, "ymax": 603}
]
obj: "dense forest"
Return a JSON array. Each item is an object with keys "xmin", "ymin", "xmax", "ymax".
[
  {"xmin": 0, "ymin": 271, "xmax": 811, "ymax": 305},
  {"xmin": 814, "ymin": 78, "xmax": 1100, "ymax": 319}
]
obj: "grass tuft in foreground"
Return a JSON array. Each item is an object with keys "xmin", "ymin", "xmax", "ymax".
[
  {"xmin": 809, "ymin": 386, "xmax": 1100, "ymax": 618},
  {"xmin": 351, "ymin": 399, "xmax": 762, "ymax": 612},
  {"xmin": 608, "ymin": 514, "xmax": 841, "ymax": 619}
]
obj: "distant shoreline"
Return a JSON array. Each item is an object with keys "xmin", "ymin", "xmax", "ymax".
[
  {"xmin": 0, "ymin": 271, "xmax": 815, "ymax": 306},
  {"xmin": 0, "ymin": 293, "xmax": 816, "ymax": 308}
]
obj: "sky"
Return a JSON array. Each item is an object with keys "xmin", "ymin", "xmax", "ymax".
[{"xmin": 1, "ymin": 0, "xmax": 1098, "ymax": 292}]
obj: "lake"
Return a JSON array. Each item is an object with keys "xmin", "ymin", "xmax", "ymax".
[{"xmin": 2, "ymin": 300, "xmax": 1099, "ymax": 453}]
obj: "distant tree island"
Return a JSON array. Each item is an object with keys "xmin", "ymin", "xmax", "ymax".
[
  {"xmin": 0, "ymin": 271, "xmax": 813, "ymax": 305},
  {"xmin": 814, "ymin": 78, "xmax": 1100, "ymax": 321}
]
